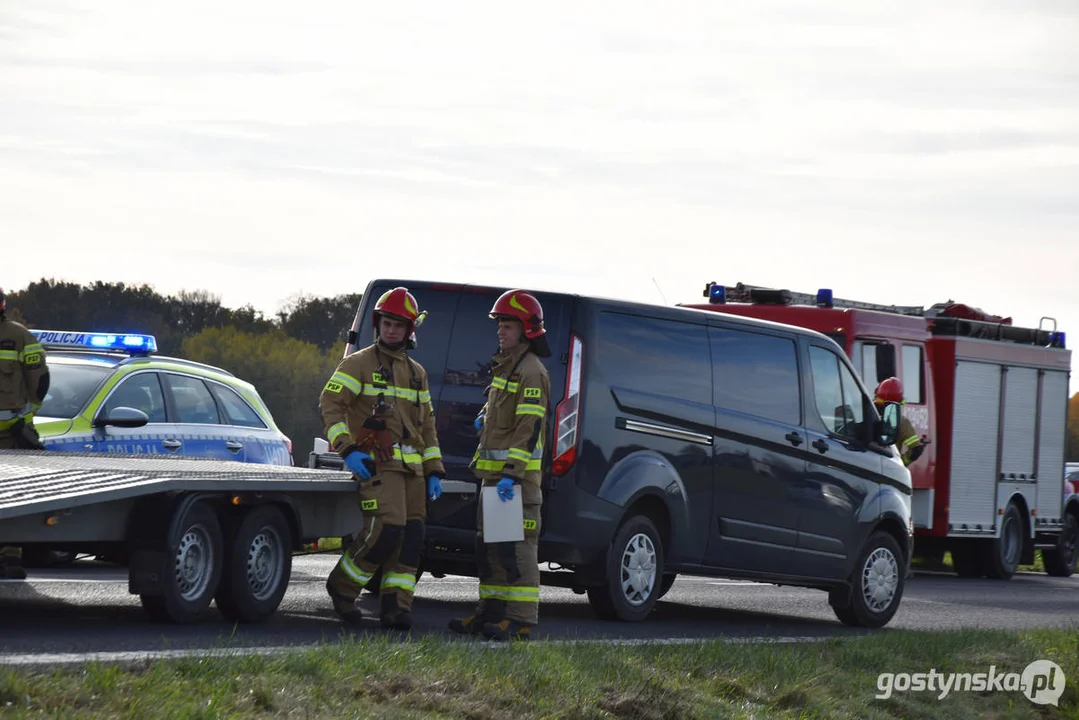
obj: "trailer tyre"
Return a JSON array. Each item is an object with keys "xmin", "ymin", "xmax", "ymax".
[
  {"xmin": 587, "ymin": 515, "xmax": 664, "ymax": 622},
  {"xmin": 141, "ymin": 501, "xmax": 223, "ymax": 624},
  {"xmin": 215, "ymin": 505, "xmax": 292, "ymax": 624},
  {"xmin": 1043, "ymin": 512, "xmax": 1078, "ymax": 578},
  {"xmin": 984, "ymin": 502, "xmax": 1023, "ymax": 580},
  {"xmin": 831, "ymin": 532, "xmax": 905, "ymax": 628}
]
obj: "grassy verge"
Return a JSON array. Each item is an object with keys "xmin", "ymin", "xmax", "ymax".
[{"xmin": 1, "ymin": 629, "xmax": 1076, "ymax": 719}]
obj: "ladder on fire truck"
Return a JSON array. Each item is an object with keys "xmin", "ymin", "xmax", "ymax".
[{"xmin": 701, "ymin": 281, "xmax": 1066, "ymax": 348}]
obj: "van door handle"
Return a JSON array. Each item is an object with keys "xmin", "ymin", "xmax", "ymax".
[
  {"xmin": 162, "ymin": 439, "xmax": 182, "ymax": 451},
  {"xmin": 812, "ymin": 439, "xmax": 829, "ymax": 454},
  {"xmin": 784, "ymin": 431, "xmax": 803, "ymax": 447},
  {"xmin": 226, "ymin": 441, "xmax": 243, "ymax": 452}
]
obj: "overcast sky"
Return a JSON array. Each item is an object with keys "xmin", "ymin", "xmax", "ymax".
[{"xmin": 2, "ymin": 1, "xmax": 1077, "ymax": 390}]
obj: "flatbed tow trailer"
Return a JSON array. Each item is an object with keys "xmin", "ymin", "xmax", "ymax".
[{"xmin": 0, "ymin": 449, "xmax": 362, "ymax": 624}]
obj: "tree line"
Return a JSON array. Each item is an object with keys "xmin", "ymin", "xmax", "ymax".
[
  {"xmin": 7, "ymin": 279, "xmax": 360, "ymax": 461},
  {"xmin": 6, "ymin": 278, "xmax": 1079, "ymax": 464}
]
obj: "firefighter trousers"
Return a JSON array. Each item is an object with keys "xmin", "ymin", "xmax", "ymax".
[
  {"xmin": 327, "ymin": 468, "xmax": 426, "ymax": 613},
  {"xmin": 473, "ymin": 480, "xmax": 542, "ymax": 625}
]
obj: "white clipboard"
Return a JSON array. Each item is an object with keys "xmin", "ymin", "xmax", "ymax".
[{"xmin": 482, "ymin": 484, "xmax": 524, "ymax": 543}]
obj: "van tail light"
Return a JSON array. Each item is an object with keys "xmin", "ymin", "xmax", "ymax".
[{"xmin": 551, "ymin": 334, "xmax": 583, "ymax": 477}]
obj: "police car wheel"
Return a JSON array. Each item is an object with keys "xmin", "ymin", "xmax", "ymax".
[
  {"xmin": 831, "ymin": 531, "xmax": 905, "ymax": 628},
  {"xmin": 140, "ymin": 501, "xmax": 224, "ymax": 624},
  {"xmin": 587, "ymin": 515, "xmax": 664, "ymax": 622},
  {"xmin": 215, "ymin": 505, "xmax": 292, "ymax": 624}
]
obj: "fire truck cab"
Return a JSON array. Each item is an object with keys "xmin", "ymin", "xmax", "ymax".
[{"xmin": 683, "ymin": 282, "xmax": 1077, "ymax": 580}]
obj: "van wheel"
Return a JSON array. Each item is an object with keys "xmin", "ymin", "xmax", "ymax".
[
  {"xmin": 831, "ymin": 532, "xmax": 904, "ymax": 628},
  {"xmin": 983, "ymin": 502, "xmax": 1022, "ymax": 580},
  {"xmin": 215, "ymin": 505, "xmax": 292, "ymax": 624},
  {"xmin": 1043, "ymin": 513, "xmax": 1078, "ymax": 578},
  {"xmin": 587, "ymin": 516, "xmax": 664, "ymax": 622},
  {"xmin": 141, "ymin": 502, "xmax": 223, "ymax": 624}
]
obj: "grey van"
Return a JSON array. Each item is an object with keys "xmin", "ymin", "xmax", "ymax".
[{"xmin": 323, "ymin": 279, "xmax": 913, "ymax": 628}]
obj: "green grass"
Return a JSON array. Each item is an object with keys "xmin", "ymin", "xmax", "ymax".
[{"xmin": 0, "ymin": 629, "xmax": 1076, "ymax": 719}]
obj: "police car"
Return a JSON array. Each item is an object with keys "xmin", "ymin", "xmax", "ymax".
[{"xmin": 31, "ymin": 330, "xmax": 293, "ymax": 466}]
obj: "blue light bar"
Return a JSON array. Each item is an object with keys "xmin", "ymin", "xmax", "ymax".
[
  {"xmin": 816, "ymin": 288, "xmax": 834, "ymax": 308},
  {"xmin": 708, "ymin": 283, "xmax": 726, "ymax": 305},
  {"xmin": 1051, "ymin": 331, "xmax": 1066, "ymax": 349},
  {"xmin": 30, "ymin": 329, "xmax": 158, "ymax": 355}
]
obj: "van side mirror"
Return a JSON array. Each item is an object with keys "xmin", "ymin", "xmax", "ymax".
[
  {"xmin": 93, "ymin": 406, "xmax": 150, "ymax": 429},
  {"xmin": 877, "ymin": 402, "xmax": 900, "ymax": 447}
]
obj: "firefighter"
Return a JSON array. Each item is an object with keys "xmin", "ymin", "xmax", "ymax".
[
  {"xmin": 449, "ymin": 289, "xmax": 551, "ymax": 641},
  {"xmin": 874, "ymin": 377, "xmax": 925, "ymax": 466},
  {"xmin": 319, "ymin": 287, "xmax": 445, "ymax": 630},
  {"xmin": 0, "ymin": 287, "xmax": 50, "ymax": 580}
]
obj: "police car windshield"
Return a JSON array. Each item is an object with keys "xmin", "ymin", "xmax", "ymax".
[{"xmin": 38, "ymin": 363, "xmax": 112, "ymax": 419}]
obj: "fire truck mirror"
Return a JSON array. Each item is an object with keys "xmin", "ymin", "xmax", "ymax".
[{"xmin": 878, "ymin": 402, "xmax": 900, "ymax": 447}]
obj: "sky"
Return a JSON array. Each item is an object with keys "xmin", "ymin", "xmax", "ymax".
[{"xmin": 2, "ymin": 1, "xmax": 1077, "ymax": 391}]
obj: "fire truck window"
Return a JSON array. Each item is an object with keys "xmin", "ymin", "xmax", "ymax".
[
  {"xmin": 902, "ymin": 345, "xmax": 924, "ymax": 404},
  {"xmin": 809, "ymin": 346, "xmax": 865, "ymax": 438},
  {"xmin": 710, "ymin": 328, "xmax": 801, "ymax": 424}
]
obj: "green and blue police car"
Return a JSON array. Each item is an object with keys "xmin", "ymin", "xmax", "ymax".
[{"xmin": 31, "ymin": 330, "xmax": 293, "ymax": 466}]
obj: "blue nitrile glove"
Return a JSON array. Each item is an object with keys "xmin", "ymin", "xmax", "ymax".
[
  {"xmin": 343, "ymin": 449, "xmax": 374, "ymax": 480},
  {"xmin": 474, "ymin": 413, "xmax": 485, "ymax": 432},
  {"xmin": 427, "ymin": 473, "xmax": 444, "ymax": 501},
  {"xmin": 496, "ymin": 477, "xmax": 515, "ymax": 502}
]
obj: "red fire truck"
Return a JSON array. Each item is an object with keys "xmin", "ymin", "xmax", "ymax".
[{"xmin": 682, "ymin": 282, "xmax": 1078, "ymax": 580}]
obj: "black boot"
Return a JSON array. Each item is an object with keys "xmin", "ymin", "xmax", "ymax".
[
  {"xmin": 379, "ymin": 592, "xmax": 412, "ymax": 630},
  {"xmin": 448, "ymin": 598, "xmax": 505, "ymax": 636},
  {"xmin": 326, "ymin": 580, "xmax": 363, "ymax": 625}
]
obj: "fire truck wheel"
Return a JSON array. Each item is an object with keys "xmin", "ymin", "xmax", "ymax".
[
  {"xmin": 1043, "ymin": 512, "xmax": 1078, "ymax": 578},
  {"xmin": 983, "ymin": 502, "xmax": 1022, "ymax": 580},
  {"xmin": 587, "ymin": 515, "xmax": 665, "ymax": 622},
  {"xmin": 215, "ymin": 505, "xmax": 292, "ymax": 624},
  {"xmin": 140, "ymin": 501, "xmax": 224, "ymax": 624},
  {"xmin": 831, "ymin": 532, "xmax": 905, "ymax": 628}
]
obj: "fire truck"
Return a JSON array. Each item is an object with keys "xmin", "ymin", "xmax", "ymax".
[{"xmin": 682, "ymin": 282, "xmax": 1078, "ymax": 580}]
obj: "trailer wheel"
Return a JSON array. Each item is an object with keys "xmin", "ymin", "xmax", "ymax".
[
  {"xmin": 831, "ymin": 532, "xmax": 905, "ymax": 628},
  {"xmin": 983, "ymin": 502, "xmax": 1023, "ymax": 580},
  {"xmin": 141, "ymin": 501, "xmax": 223, "ymax": 624},
  {"xmin": 215, "ymin": 505, "xmax": 292, "ymax": 624},
  {"xmin": 587, "ymin": 515, "xmax": 664, "ymax": 622},
  {"xmin": 1043, "ymin": 512, "xmax": 1079, "ymax": 578}
]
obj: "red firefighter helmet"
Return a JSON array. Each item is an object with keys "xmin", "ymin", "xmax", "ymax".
[
  {"xmin": 489, "ymin": 289, "xmax": 550, "ymax": 357},
  {"xmin": 372, "ymin": 287, "xmax": 426, "ymax": 348},
  {"xmin": 490, "ymin": 290, "xmax": 545, "ymax": 339},
  {"xmin": 874, "ymin": 377, "xmax": 905, "ymax": 406}
]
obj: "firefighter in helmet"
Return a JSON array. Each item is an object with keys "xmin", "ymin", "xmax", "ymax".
[
  {"xmin": 874, "ymin": 377, "xmax": 925, "ymax": 466},
  {"xmin": 319, "ymin": 287, "xmax": 445, "ymax": 629},
  {"xmin": 0, "ymin": 287, "xmax": 50, "ymax": 580},
  {"xmin": 449, "ymin": 289, "xmax": 551, "ymax": 641}
]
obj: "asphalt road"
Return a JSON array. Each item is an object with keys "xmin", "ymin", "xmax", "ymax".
[{"xmin": 1, "ymin": 556, "xmax": 1076, "ymax": 661}]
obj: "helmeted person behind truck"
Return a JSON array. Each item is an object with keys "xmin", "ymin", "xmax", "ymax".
[
  {"xmin": 0, "ymin": 287, "xmax": 50, "ymax": 580},
  {"xmin": 449, "ymin": 289, "xmax": 551, "ymax": 642},
  {"xmin": 319, "ymin": 287, "xmax": 445, "ymax": 630},
  {"xmin": 874, "ymin": 377, "xmax": 925, "ymax": 466}
]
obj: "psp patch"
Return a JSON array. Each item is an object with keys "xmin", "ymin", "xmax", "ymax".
[{"xmin": 523, "ymin": 387, "xmax": 542, "ymax": 399}]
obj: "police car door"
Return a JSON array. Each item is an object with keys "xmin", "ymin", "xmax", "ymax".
[
  {"xmin": 91, "ymin": 371, "xmax": 183, "ymax": 455},
  {"xmin": 161, "ymin": 373, "xmax": 243, "ymax": 461}
]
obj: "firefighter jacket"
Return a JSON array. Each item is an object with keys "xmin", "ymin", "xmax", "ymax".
[
  {"xmin": 896, "ymin": 415, "xmax": 923, "ymax": 467},
  {"xmin": 472, "ymin": 343, "xmax": 550, "ymax": 486},
  {"xmin": 319, "ymin": 342, "xmax": 444, "ymax": 478},
  {"xmin": 0, "ymin": 319, "xmax": 48, "ymax": 433}
]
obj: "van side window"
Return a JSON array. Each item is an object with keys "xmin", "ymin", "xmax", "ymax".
[
  {"xmin": 901, "ymin": 345, "xmax": 924, "ymax": 404},
  {"xmin": 710, "ymin": 328, "xmax": 800, "ymax": 424},
  {"xmin": 809, "ymin": 346, "xmax": 865, "ymax": 438},
  {"xmin": 597, "ymin": 313, "xmax": 711, "ymax": 403}
]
